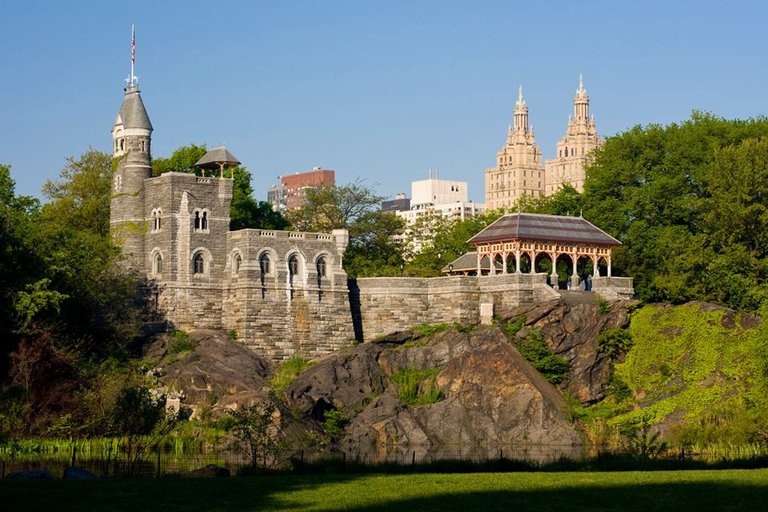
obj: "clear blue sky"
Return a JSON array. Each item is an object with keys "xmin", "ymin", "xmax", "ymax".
[{"xmin": 2, "ymin": 1, "xmax": 766, "ymax": 203}]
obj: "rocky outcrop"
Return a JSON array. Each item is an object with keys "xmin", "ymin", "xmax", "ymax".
[
  {"xmin": 286, "ymin": 327, "xmax": 581, "ymax": 450},
  {"xmin": 505, "ymin": 299, "xmax": 634, "ymax": 403},
  {"xmin": 146, "ymin": 329, "xmax": 274, "ymax": 417}
]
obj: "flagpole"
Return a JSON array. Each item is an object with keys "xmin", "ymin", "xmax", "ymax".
[{"xmin": 130, "ymin": 24, "xmax": 135, "ymax": 86}]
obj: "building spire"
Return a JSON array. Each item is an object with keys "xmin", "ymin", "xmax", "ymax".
[
  {"xmin": 517, "ymin": 85, "xmax": 525, "ymax": 106},
  {"xmin": 577, "ymin": 73, "xmax": 585, "ymax": 94}
]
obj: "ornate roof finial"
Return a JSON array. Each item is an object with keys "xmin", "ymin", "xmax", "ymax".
[
  {"xmin": 517, "ymin": 85, "xmax": 525, "ymax": 105},
  {"xmin": 577, "ymin": 73, "xmax": 585, "ymax": 95}
]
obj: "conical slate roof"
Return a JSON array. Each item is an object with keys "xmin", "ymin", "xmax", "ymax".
[
  {"xmin": 195, "ymin": 146, "xmax": 241, "ymax": 170},
  {"xmin": 468, "ymin": 213, "xmax": 620, "ymax": 247},
  {"xmin": 114, "ymin": 85, "xmax": 152, "ymax": 130}
]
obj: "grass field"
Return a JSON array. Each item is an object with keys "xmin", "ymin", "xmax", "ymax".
[{"xmin": 2, "ymin": 469, "xmax": 767, "ymax": 511}]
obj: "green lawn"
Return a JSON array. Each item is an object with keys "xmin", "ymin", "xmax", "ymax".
[{"xmin": 2, "ymin": 469, "xmax": 767, "ymax": 511}]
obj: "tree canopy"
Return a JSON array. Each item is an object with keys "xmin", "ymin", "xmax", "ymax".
[{"xmin": 521, "ymin": 112, "xmax": 768, "ymax": 310}]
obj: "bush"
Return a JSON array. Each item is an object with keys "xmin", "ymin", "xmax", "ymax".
[
  {"xmin": 598, "ymin": 328, "xmax": 633, "ymax": 358},
  {"xmin": 271, "ymin": 356, "xmax": 312, "ymax": 393},
  {"xmin": 390, "ymin": 367, "xmax": 443, "ymax": 406},
  {"xmin": 322, "ymin": 409, "xmax": 348, "ymax": 440},
  {"xmin": 412, "ymin": 323, "xmax": 453, "ymax": 337},
  {"xmin": 516, "ymin": 332, "xmax": 570, "ymax": 385},
  {"xmin": 597, "ymin": 297, "xmax": 611, "ymax": 315},
  {"xmin": 503, "ymin": 316, "xmax": 526, "ymax": 338},
  {"xmin": 168, "ymin": 330, "xmax": 194, "ymax": 354}
]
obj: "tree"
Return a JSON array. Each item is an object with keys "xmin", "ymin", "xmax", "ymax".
[
  {"xmin": 41, "ymin": 149, "xmax": 114, "ymax": 237},
  {"xmin": 227, "ymin": 394, "xmax": 287, "ymax": 469},
  {"xmin": 286, "ymin": 180, "xmax": 406, "ymax": 277},
  {"xmin": 581, "ymin": 112, "xmax": 768, "ymax": 309},
  {"xmin": 287, "ymin": 179, "xmax": 383, "ymax": 233}
]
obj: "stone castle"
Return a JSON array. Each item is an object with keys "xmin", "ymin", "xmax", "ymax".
[
  {"xmin": 485, "ymin": 75, "xmax": 600, "ymax": 209},
  {"xmin": 110, "ymin": 77, "xmax": 631, "ymax": 362}
]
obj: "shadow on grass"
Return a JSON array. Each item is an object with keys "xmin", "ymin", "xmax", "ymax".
[{"xmin": 1, "ymin": 472, "xmax": 767, "ymax": 512}]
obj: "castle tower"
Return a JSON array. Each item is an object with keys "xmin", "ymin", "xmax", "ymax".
[
  {"xmin": 544, "ymin": 74, "xmax": 600, "ymax": 195},
  {"xmin": 110, "ymin": 29, "xmax": 153, "ymax": 270},
  {"xmin": 484, "ymin": 86, "xmax": 545, "ymax": 210}
]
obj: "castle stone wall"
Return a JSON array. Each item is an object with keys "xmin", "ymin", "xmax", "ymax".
[{"xmin": 353, "ymin": 273, "xmax": 564, "ymax": 340}]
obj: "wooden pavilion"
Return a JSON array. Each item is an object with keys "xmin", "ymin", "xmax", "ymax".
[{"xmin": 467, "ymin": 212, "xmax": 621, "ymax": 287}]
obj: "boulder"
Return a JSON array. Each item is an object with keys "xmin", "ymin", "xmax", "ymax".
[
  {"xmin": 345, "ymin": 328, "xmax": 580, "ymax": 450},
  {"xmin": 5, "ymin": 469, "xmax": 53, "ymax": 479},
  {"xmin": 63, "ymin": 466, "xmax": 99, "ymax": 479},
  {"xmin": 150, "ymin": 330, "xmax": 275, "ymax": 417}
]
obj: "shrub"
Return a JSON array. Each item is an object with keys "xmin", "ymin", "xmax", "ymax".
[
  {"xmin": 412, "ymin": 323, "xmax": 454, "ymax": 337},
  {"xmin": 516, "ymin": 332, "xmax": 570, "ymax": 385},
  {"xmin": 322, "ymin": 409, "xmax": 348, "ymax": 440},
  {"xmin": 598, "ymin": 328, "xmax": 633, "ymax": 358},
  {"xmin": 503, "ymin": 316, "xmax": 526, "ymax": 338},
  {"xmin": 390, "ymin": 367, "xmax": 443, "ymax": 406},
  {"xmin": 168, "ymin": 330, "xmax": 194, "ymax": 354},
  {"xmin": 271, "ymin": 356, "xmax": 312, "ymax": 393},
  {"xmin": 597, "ymin": 297, "xmax": 611, "ymax": 315}
]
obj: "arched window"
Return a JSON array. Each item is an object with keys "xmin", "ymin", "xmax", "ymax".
[
  {"xmin": 194, "ymin": 211, "xmax": 201, "ymax": 230},
  {"xmin": 288, "ymin": 254, "xmax": 300, "ymax": 287},
  {"xmin": 153, "ymin": 253, "xmax": 163, "ymax": 276},
  {"xmin": 316, "ymin": 256, "xmax": 327, "ymax": 279},
  {"xmin": 259, "ymin": 253, "xmax": 271, "ymax": 276},
  {"xmin": 202, "ymin": 211, "xmax": 208, "ymax": 230},
  {"xmin": 193, "ymin": 252, "xmax": 205, "ymax": 274},
  {"xmin": 233, "ymin": 253, "xmax": 242, "ymax": 275}
]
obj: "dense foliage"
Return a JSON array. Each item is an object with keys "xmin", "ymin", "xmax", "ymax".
[
  {"xmin": 521, "ymin": 113, "xmax": 768, "ymax": 310},
  {"xmin": 0, "ymin": 155, "xmax": 161, "ymax": 441}
]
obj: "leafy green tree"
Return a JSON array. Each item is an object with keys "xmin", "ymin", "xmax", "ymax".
[
  {"xmin": 287, "ymin": 180, "xmax": 405, "ymax": 277},
  {"xmin": 227, "ymin": 394, "xmax": 287, "ymax": 469}
]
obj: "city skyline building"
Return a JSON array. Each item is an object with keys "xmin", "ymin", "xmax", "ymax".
[
  {"xmin": 484, "ymin": 77, "xmax": 600, "ymax": 209},
  {"xmin": 267, "ymin": 167, "xmax": 336, "ymax": 211}
]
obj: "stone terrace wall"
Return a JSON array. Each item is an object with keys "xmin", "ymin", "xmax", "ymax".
[{"xmin": 353, "ymin": 273, "xmax": 563, "ymax": 340}]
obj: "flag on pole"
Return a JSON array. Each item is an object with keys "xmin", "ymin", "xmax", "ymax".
[{"xmin": 131, "ymin": 25, "xmax": 135, "ymax": 64}]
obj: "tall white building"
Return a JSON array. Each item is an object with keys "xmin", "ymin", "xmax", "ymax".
[{"xmin": 397, "ymin": 171, "xmax": 484, "ymax": 225}]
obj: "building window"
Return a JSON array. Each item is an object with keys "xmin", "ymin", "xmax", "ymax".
[
  {"xmin": 153, "ymin": 253, "xmax": 163, "ymax": 276},
  {"xmin": 316, "ymin": 256, "xmax": 327, "ymax": 279},
  {"xmin": 193, "ymin": 209, "xmax": 209, "ymax": 232},
  {"xmin": 193, "ymin": 252, "xmax": 205, "ymax": 274},
  {"xmin": 288, "ymin": 254, "xmax": 301, "ymax": 286},
  {"xmin": 151, "ymin": 209, "xmax": 162, "ymax": 231},
  {"xmin": 233, "ymin": 253, "xmax": 242, "ymax": 275}
]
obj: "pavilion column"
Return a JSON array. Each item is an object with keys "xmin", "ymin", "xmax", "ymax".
[
  {"xmin": 591, "ymin": 255, "xmax": 598, "ymax": 276},
  {"xmin": 570, "ymin": 253, "xmax": 579, "ymax": 289},
  {"xmin": 476, "ymin": 252, "xmax": 482, "ymax": 276},
  {"xmin": 529, "ymin": 251, "xmax": 536, "ymax": 274},
  {"xmin": 502, "ymin": 253, "xmax": 508, "ymax": 275},
  {"xmin": 515, "ymin": 249, "xmax": 521, "ymax": 274},
  {"xmin": 549, "ymin": 252, "xmax": 558, "ymax": 287},
  {"xmin": 608, "ymin": 256, "xmax": 612, "ymax": 277}
]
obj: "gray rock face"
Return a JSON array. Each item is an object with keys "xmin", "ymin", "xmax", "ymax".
[
  {"xmin": 148, "ymin": 329, "xmax": 274, "ymax": 417},
  {"xmin": 508, "ymin": 300, "xmax": 633, "ymax": 403},
  {"xmin": 286, "ymin": 327, "xmax": 581, "ymax": 451}
]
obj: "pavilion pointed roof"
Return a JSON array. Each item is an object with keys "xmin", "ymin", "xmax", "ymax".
[
  {"xmin": 194, "ymin": 146, "xmax": 241, "ymax": 170},
  {"xmin": 468, "ymin": 212, "xmax": 620, "ymax": 247}
]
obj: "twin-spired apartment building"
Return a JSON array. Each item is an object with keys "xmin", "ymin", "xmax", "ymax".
[{"xmin": 485, "ymin": 75, "xmax": 600, "ymax": 210}]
